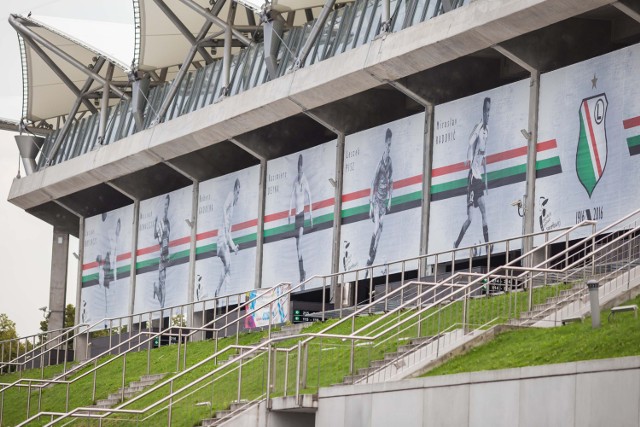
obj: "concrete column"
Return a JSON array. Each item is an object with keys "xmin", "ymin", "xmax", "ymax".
[
  {"xmin": 524, "ymin": 71, "xmax": 540, "ymax": 266},
  {"xmin": 421, "ymin": 104, "xmax": 435, "ymax": 275},
  {"xmin": 255, "ymin": 158, "xmax": 267, "ymax": 289},
  {"xmin": 331, "ymin": 134, "xmax": 346, "ymax": 302},
  {"xmin": 129, "ymin": 200, "xmax": 140, "ymax": 329},
  {"xmin": 188, "ymin": 182, "xmax": 199, "ymax": 327},
  {"xmin": 48, "ymin": 227, "xmax": 69, "ymax": 343},
  {"xmin": 74, "ymin": 218, "xmax": 88, "ymax": 361}
]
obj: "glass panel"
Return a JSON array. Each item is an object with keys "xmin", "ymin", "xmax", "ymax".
[
  {"xmin": 391, "ymin": 0, "xmax": 407, "ymax": 32},
  {"xmin": 198, "ymin": 61, "xmax": 216, "ymax": 109},
  {"xmin": 112, "ymin": 100, "xmax": 129, "ymax": 142},
  {"xmin": 180, "ymin": 71, "xmax": 196, "ymax": 116},
  {"xmin": 353, "ymin": 0, "xmax": 375, "ymax": 48},
  {"xmin": 362, "ymin": 0, "xmax": 382, "ymax": 43},
  {"xmin": 207, "ymin": 61, "xmax": 224, "ymax": 105},
  {"xmin": 275, "ymin": 29, "xmax": 296, "ymax": 76},
  {"xmin": 229, "ymin": 49, "xmax": 247, "ymax": 96},
  {"xmin": 185, "ymin": 67, "xmax": 205, "ymax": 114},
  {"xmin": 332, "ymin": 1, "xmax": 358, "ymax": 56},
  {"xmin": 250, "ymin": 46, "xmax": 265, "ymax": 88},
  {"xmin": 59, "ymin": 119, "xmax": 77, "ymax": 161}
]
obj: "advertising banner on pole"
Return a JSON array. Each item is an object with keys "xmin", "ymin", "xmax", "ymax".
[
  {"xmin": 134, "ymin": 185, "xmax": 193, "ymax": 315},
  {"xmin": 262, "ymin": 140, "xmax": 337, "ymax": 290},
  {"xmin": 195, "ymin": 165, "xmax": 260, "ymax": 304},
  {"xmin": 339, "ymin": 112, "xmax": 425, "ymax": 278},
  {"xmin": 244, "ymin": 284, "xmax": 291, "ymax": 329},
  {"xmin": 81, "ymin": 204, "xmax": 134, "ymax": 327},
  {"xmin": 536, "ymin": 44, "xmax": 640, "ymax": 237},
  {"xmin": 429, "ymin": 80, "xmax": 535, "ymax": 257}
]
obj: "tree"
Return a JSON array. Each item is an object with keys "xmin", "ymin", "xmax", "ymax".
[
  {"xmin": 0, "ymin": 313, "xmax": 17, "ymax": 341},
  {"xmin": 39, "ymin": 304, "xmax": 75, "ymax": 333},
  {"xmin": 0, "ymin": 313, "xmax": 18, "ymax": 364}
]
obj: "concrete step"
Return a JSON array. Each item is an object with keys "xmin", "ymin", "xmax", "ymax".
[
  {"xmin": 370, "ymin": 359, "xmax": 387, "ymax": 368},
  {"xmin": 342, "ymin": 374, "xmax": 365, "ymax": 384},
  {"xmin": 215, "ymin": 409, "xmax": 231, "ymax": 419},
  {"xmin": 200, "ymin": 418, "xmax": 218, "ymax": 427},
  {"xmin": 229, "ymin": 400, "xmax": 250, "ymax": 411},
  {"xmin": 140, "ymin": 373, "xmax": 166, "ymax": 382},
  {"xmin": 95, "ymin": 398, "xmax": 120, "ymax": 408},
  {"xmin": 129, "ymin": 378, "xmax": 159, "ymax": 388},
  {"xmin": 532, "ymin": 302, "xmax": 557, "ymax": 312}
]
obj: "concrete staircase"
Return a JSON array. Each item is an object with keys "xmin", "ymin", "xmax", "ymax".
[
  {"xmin": 513, "ymin": 284, "xmax": 588, "ymax": 326},
  {"xmin": 79, "ymin": 373, "xmax": 165, "ymax": 412},
  {"xmin": 197, "ymin": 399, "xmax": 253, "ymax": 426}
]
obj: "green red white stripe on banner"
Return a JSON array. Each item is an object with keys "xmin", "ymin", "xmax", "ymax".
[
  {"xmin": 263, "ymin": 197, "xmax": 335, "ymax": 243},
  {"xmin": 81, "ymin": 252, "xmax": 132, "ymax": 287},
  {"xmin": 195, "ymin": 218, "xmax": 259, "ymax": 261},
  {"xmin": 340, "ymin": 174, "xmax": 423, "ymax": 225},
  {"xmin": 135, "ymin": 235, "xmax": 192, "ymax": 274},
  {"xmin": 623, "ymin": 115, "xmax": 640, "ymax": 156},
  {"xmin": 430, "ymin": 140, "xmax": 562, "ymax": 201}
]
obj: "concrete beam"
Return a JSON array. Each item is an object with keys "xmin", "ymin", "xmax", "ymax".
[
  {"xmin": 7, "ymin": 0, "xmax": 616, "ymax": 211},
  {"xmin": 613, "ymin": 1, "xmax": 640, "ymax": 23},
  {"xmin": 493, "ymin": 44, "xmax": 537, "ymax": 74}
]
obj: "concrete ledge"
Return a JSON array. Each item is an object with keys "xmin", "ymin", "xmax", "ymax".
[
  {"xmin": 8, "ymin": 0, "xmax": 615, "ymax": 210},
  {"xmin": 319, "ymin": 355, "xmax": 640, "ymax": 399}
]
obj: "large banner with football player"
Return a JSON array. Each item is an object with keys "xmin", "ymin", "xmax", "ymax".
[
  {"xmin": 429, "ymin": 80, "xmax": 535, "ymax": 257},
  {"xmin": 339, "ymin": 112, "xmax": 424, "ymax": 278},
  {"xmin": 134, "ymin": 186, "xmax": 193, "ymax": 315},
  {"xmin": 81, "ymin": 205, "xmax": 134, "ymax": 328},
  {"xmin": 195, "ymin": 166, "xmax": 260, "ymax": 304},
  {"xmin": 536, "ymin": 44, "xmax": 640, "ymax": 237},
  {"xmin": 261, "ymin": 140, "xmax": 337, "ymax": 290}
]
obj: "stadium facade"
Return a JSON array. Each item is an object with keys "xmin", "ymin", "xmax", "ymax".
[{"xmin": 4, "ymin": 0, "xmax": 640, "ymax": 423}]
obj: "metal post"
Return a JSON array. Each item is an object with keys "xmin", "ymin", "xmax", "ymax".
[
  {"xmin": 237, "ymin": 351, "xmax": 243, "ymax": 403},
  {"xmin": 221, "ymin": 1, "xmax": 236, "ymax": 96},
  {"xmin": 293, "ymin": 0, "xmax": 337, "ymax": 70},
  {"xmin": 10, "ymin": 16, "xmax": 128, "ymax": 99},
  {"xmin": 16, "ymin": 32, "xmax": 98, "ymax": 114},
  {"xmin": 381, "ymin": 0, "xmax": 391, "ymax": 32},
  {"xmin": 587, "ymin": 280, "xmax": 600, "ymax": 328},
  {"xmin": 267, "ymin": 342, "xmax": 273, "ymax": 405},
  {"xmin": 97, "ymin": 62, "xmax": 115, "ymax": 145},
  {"xmin": 152, "ymin": 1, "xmax": 223, "ymax": 124},
  {"xmin": 177, "ymin": 0, "xmax": 253, "ymax": 47},
  {"xmin": 421, "ymin": 104, "xmax": 435, "ymax": 273},
  {"xmin": 168, "ymin": 380, "xmax": 174, "ymax": 425},
  {"xmin": 153, "ymin": 0, "xmax": 215, "ymax": 63},
  {"xmin": 121, "ymin": 353, "xmax": 127, "ymax": 401},
  {"xmin": 44, "ymin": 58, "xmax": 106, "ymax": 163}
]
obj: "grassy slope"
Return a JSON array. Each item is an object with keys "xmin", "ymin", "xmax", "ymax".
[
  {"xmin": 4, "ymin": 285, "xmax": 637, "ymax": 426},
  {"xmin": 425, "ymin": 294, "xmax": 640, "ymax": 377}
]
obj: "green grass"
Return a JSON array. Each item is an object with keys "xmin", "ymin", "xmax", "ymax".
[
  {"xmin": 424, "ymin": 294, "xmax": 640, "ymax": 377},
  {"xmin": 1, "ymin": 283, "xmax": 619, "ymax": 426}
]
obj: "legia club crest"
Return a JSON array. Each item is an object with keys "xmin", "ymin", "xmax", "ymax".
[{"xmin": 576, "ymin": 94, "xmax": 608, "ymax": 197}]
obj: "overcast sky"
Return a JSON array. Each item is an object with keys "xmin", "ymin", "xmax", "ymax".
[{"xmin": 0, "ymin": 0, "xmax": 133, "ymax": 337}]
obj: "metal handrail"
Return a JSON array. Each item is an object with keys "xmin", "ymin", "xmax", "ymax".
[{"xmin": 16, "ymin": 213, "xmax": 638, "ymax": 425}]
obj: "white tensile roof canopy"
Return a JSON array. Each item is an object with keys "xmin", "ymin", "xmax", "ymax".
[
  {"xmin": 16, "ymin": 0, "xmax": 354, "ymax": 122},
  {"xmin": 12, "ymin": 15, "xmax": 130, "ymax": 123}
]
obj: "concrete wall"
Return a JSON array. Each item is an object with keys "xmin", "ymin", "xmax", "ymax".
[
  {"xmin": 315, "ymin": 356, "xmax": 640, "ymax": 427},
  {"xmin": 229, "ymin": 401, "xmax": 316, "ymax": 427}
]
